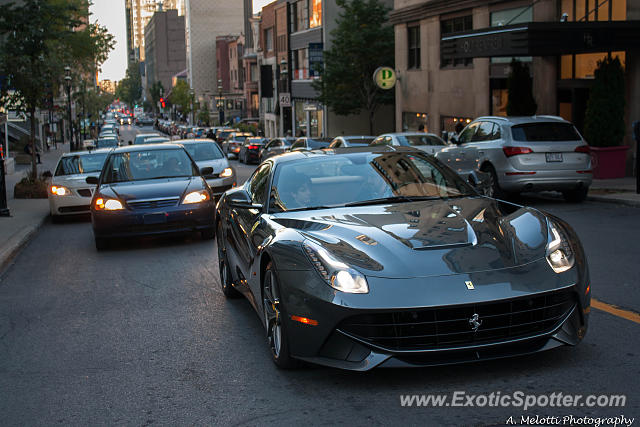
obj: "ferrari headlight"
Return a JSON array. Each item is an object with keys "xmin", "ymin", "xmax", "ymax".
[
  {"xmin": 95, "ymin": 197, "xmax": 124, "ymax": 210},
  {"xmin": 303, "ymin": 240, "xmax": 369, "ymax": 294},
  {"xmin": 50, "ymin": 185, "xmax": 70, "ymax": 196},
  {"xmin": 182, "ymin": 190, "xmax": 210, "ymax": 204},
  {"xmin": 219, "ymin": 167, "xmax": 233, "ymax": 178},
  {"xmin": 546, "ymin": 222, "xmax": 574, "ymax": 273}
]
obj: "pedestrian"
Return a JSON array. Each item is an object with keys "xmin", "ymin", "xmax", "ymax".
[
  {"xmin": 418, "ymin": 124, "xmax": 427, "ymax": 132},
  {"xmin": 24, "ymin": 143, "xmax": 41, "ymax": 164},
  {"xmin": 455, "ymin": 121, "xmax": 465, "ymax": 134}
]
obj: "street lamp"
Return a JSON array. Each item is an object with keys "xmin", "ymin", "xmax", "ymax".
[
  {"xmin": 64, "ymin": 66, "xmax": 74, "ymax": 150},
  {"xmin": 279, "ymin": 58, "xmax": 288, "ymax": 136},
  {"xmin": 217, "ymin": 79, "xmax": 224, "ymax": 126},
  {"xmin": 189, "ymin": 89, "xmax": 195, "ymax": 125}
]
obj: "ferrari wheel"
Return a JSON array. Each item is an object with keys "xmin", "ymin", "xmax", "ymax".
[
  {"xmin": 217, "ymin": 222, "xmax": 240, "ymax": 298},
  {"xmin": 263, "ymin": 262, "xmax": 298, "ymax": 369}
]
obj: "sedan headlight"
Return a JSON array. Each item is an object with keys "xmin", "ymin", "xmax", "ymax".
[
  {"xmin": 182, "ymin": 190, "xmax": 210, "ymax": 204},
  {"xmin": 95, "ymin": 197, "xmax": 124, "ymax": 211},
  {"xmin": 219, "ymin": 167, "xmax": 233, "ymax": 178},
  {"xmin": 50, "ymin": 185, "xmax": 70, "ymax": 196},
  {"xmin": 303, "ymin": 240, "xmax": 369, "ymax": 294},
  {"xmin": 546, "ymin": 221, "xmax": 575, "ymax": 273}
]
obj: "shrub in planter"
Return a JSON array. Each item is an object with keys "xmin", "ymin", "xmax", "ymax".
[
  {"xmin": 583, "ymin": 56, "xmax": 627, "ymax": 179},
  {"xmin": 14, "ymin": 174, "xmax": 49, "ymax": 199}
]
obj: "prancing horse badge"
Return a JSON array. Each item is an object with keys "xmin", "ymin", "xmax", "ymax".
[{"xmin": 465, "ymin": 281, "xmax": 475, "ymax": 290}]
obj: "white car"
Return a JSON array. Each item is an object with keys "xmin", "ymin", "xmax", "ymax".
[
  {"xmin": 176, "ymin": 139, "xmax": 236, "ymax": 197},
  {"xmin": 48, "ymin": 149, "xmax": 111, "ymax": 221}
]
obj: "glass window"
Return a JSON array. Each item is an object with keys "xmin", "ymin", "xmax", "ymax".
[
  {"xmin": 511, "ymin": 123, "xmax": 581, "ymax": 141},
  {"xmin": 249, "ymin": 163, "xmax": 271, "ymax": 205},
  {"xmin": 55, "ymin": 153, "xmax": 108, "ymax": 176},
  {"xmin": 491, "ymin": 123, "xmax": 502, "ymax": 140},
  {"xmin": 440, "ymin": 15, "xmax": 473, "ymax": 68},
  {"xmin": 408, "ymin": 25, "xmax": 420, "ymax": 69},
  {"xmin": 102, "ymin": 149, "xmax": 197, "ymax": 183},
  {"xmin": 265, "ymin": 28, "xmax": 273, "ymax": 52},
  {"xmin": 458, "ymin": 123, "xmax": 478, "ymax": 144},
  {"xmin": 472, "ymin": 122, "xmax": 494, "ymax": 142},
  {"xmin": 309, "ymin": 0, "xmax": 322, "ymax": 28},
  {"xmin": 490, "ymin": 7, "xmax": 532, "ymax": 64},
  {"xmin": 399, "ymin": 135, "xmax": 429, "ymax": 146},
  {"xmin": 296, "ymin": 0, "xmax": 308, "ymax": 32},
  {"xmin": 183, "ymin": 143, "xmax": 224, "ymax": 161}
]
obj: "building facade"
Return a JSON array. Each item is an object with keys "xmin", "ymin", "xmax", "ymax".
[
  {"xmin": 390, "ymin": 0, "xmax": 640, "ymax": 171},
  {"xmin": 216, "ymin": 36, "xmax": 245, "ymax": 125},
  {"xmin": 144, "ymin": 9, "xmax": 186, "ymax": 95},
  {"xmin": 184, "ymin": 0, "xmax": 244, "ymax": 101}
]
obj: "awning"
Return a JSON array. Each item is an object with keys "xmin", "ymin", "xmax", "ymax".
[{"xmin": 441, "ymin": 21, "xmax": 640, "ymax": 60}]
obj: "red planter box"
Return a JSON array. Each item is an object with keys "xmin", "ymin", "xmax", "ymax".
[{"xmin": 590, "ymin": 146, "xmax": 629, "ymax": 179}]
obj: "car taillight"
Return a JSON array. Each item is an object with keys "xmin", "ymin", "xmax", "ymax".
[
  {"xmin": 574, "ymin": 145, "xmax": 590, "ymax": 154},
  {"xmin": 503, "ymin": 146, "xmax": 533, "ymax": 157},
  {"xmin": 248, "ymin": 145, "xmax": 259, "ymax": 149}
]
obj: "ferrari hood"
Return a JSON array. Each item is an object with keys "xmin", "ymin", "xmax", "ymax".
[{"xmin": 271, "ymin": 197, "xmax": 550, "ymax": 278}]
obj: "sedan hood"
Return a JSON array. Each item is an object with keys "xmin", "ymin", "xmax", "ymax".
[
  {"xmin": 102, "ymin": 177, "xmax": 195, "ymax": 201},
  {"xmin": 53, "ymin": 174, "xmax": 95, "ymax": 188},
  {"xmin": 271, "ymin": 197, "xmax": 550, "ymax": 278},
  {"xmin": 195, "ymin": 158, "xmax": 229, "ymax": 174}
]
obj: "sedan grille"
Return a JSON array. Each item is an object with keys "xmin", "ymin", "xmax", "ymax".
[
  {"xmin": 127, "ymin": 197, "xmax": 179, "ymax": 210},
  {"xmin": 77, "ymin": 188, "xmax": 93, "ymax": 197},
  {"xmin": 337, "ymin": 289, "xmax": 575, "ymax": 352}
]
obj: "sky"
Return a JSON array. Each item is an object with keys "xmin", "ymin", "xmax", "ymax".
[{"xmin": 91, "ymin": 0, "xmax": 274, "ymax": 82}]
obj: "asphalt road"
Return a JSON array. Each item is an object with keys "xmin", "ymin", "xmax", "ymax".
[{"xmin": 0, "ymin": 126, "xmax": 637, "ymax": 425}]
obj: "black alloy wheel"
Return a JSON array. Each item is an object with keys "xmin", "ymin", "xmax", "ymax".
[
  {"xmin": 217, "ymin": 222, "xmax": 240, "ymax": 298},
  {"xmin": 263, "ymin": 262, "xmax": 297, "ymax": 368}
]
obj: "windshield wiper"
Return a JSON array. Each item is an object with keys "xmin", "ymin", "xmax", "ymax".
[{"xmin": 345, "ymin": 195, "xmax": 439, "ymax": 207}]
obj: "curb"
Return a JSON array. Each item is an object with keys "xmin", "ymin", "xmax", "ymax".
[
  {"xmin": 0, "ymin": 214, "xmax": 49, "ymax": 276},
  {"xmin": 587, "ymin": 194, "xmax": 640, "ymax": 208}
]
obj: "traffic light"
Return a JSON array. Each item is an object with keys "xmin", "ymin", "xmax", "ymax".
[{"xmin": 160, "ymin": 97, "xmax": 165, "ymax": 108}]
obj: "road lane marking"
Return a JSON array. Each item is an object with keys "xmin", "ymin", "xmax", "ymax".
[{"xmin": 592, "ymin": 298, "xmax": 640, "ymax": 324}]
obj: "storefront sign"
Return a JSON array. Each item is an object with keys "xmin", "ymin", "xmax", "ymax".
[{"xmin": 303, "ymin": 103, "xmax": 319, "ymax": 112}]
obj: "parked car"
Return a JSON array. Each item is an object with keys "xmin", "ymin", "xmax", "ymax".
[
  {"xmin": 141, "ymin": 136, "xmax": 171, "ymax": 145},
  {"xmin": 216, "ymin": 146, "xmax": 590, "ymax": 370},
  {"xmin": 329, "ymin": 135, "xmax": 376, "ymax": 148},
  {"xmin": 96, "ymin": 136, "xmax": 120, "ymax": 149},
  {"xmin": 87, "ymin": 143, "xmax": 217, "ymax": 250},
  {"xmin": 435, "ymin": 116, "xmax": 592, "ymax": 201},
  {"xmin": 259, "ymin": 137, "xmax": 295, "ymax": 162},
  {"xmin": 177, "ymin": 139, "xmax": 236, "ymax": 197},
  {"xmin": 289, "ymin": 137, "xmax": 333, "ymax": 152},
  {"xmin": 370, "ymin": 132, "xmax": 450, "ymax": 155},
  {"xmin": 48, "ymin": 149, "xmax": 111, "ymax": 221},
  {"xmin": 222, "ymin": 132, "xmax": 253, "ymax": 157},
  {"xmin": 238, "ymin": 137, "xmax": 268, "ymax": 164},
  {"xmin": 136, "ymin": 115, "xmax": 155, "ymax": 126},
  {"xmin": 132, "ymin": 133, "xmax": 161, "ymax": 145}
]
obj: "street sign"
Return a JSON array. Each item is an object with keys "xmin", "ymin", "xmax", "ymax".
[
  {"xmin": 373, "ymin": 67, "xmax": 397, "ymax": 90},
  {"xmin": 279, "ymin": 93, "xmax": 291, "ymax": 107},
  {"xmin": 303, "ymin": 103, "xmax": 318, "ymax": 112}
]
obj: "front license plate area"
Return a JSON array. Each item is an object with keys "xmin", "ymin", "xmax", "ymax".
[
  {"xmin": 143, "ymin": 213, "xmax": 168, "ymax": 224},
  {"xmin": 546, "ymin": 152, "xmax": 563, "ymax": 162}
]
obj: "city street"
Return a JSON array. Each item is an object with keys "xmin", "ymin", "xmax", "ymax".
[{"xmin": 0, "ymin": 125, "xmax": 637, "ymax": 425}]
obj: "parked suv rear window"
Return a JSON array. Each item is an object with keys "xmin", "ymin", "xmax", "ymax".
[{"xmin": 511, "ymin": 123, "xmax": 581, "ymax": 141}]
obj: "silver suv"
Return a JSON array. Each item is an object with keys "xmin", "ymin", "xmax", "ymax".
[{"xmin": 436, "ymin": 116, "xmax": 592, "ymax": 202}]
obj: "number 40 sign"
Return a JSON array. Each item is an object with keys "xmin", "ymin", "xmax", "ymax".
[{"xmin": 373, "ymin": 67, "xmax": 397, "ymax": 90}]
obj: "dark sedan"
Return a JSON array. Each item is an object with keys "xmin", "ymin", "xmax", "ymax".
[
  {"xmin": 238, "ymin": 137, "xmax": 268, "ymax": 164},
  {"xmin": 88, "ymin": 144, "xmax": 216, "ymax": 250},
  {"xmin": 216, "ymin": 147, "xmax": 590, "ymax": 370}
]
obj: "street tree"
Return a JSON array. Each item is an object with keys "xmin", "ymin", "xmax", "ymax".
[
  {"xmin": 149, "ymin": 81, "xmax": 164, "ymax": 113},
  {"xmin": 584, "ymin": 56, "xmax": 625, "ymax": 147},
  {"xmin": 312, "ymin": 0, "xmax": 394, "ymax": 135},
  {"xmin": 197, "ymin": 102, "xmax": 211, "ymax": 126},
  {"xmin": 506, "ymin": 59, "xmax": 538, "ymax": 116},
  {"xmin": 115, "ymin": 61, "xmax": 142, "ymax": 108},
  {"xmin": 0, "ymin": 0, "xmax": 114, "ymax": 179},
  {"xmin": 168, "ymin": 80, "xmax": 193, "ymax": 119}
]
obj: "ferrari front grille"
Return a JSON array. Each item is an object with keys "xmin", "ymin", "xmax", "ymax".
[{"xmin": 337, "ymin": 289, "xmax": 576, "ymax": 352}]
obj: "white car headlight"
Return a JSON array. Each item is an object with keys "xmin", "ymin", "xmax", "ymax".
[
  {"xmin": 182, "ymin": 190, "xmax": 210, "ymax": 204},
  {"xmin": 50, "ymin": 185, "xmax": 70, "ymax": 196},
  {"xmin": 219, "ymin": 167, "xmax": 233, "ymax": 178},
  {"xmin": 546, "ymin": 222, "xmax": 575, "ymax": 273},
  {"xmin": 303, "ymin": 240, "xmax": 369, "ymax": 294}
]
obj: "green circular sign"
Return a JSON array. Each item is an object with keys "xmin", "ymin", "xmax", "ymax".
[{"xmin": 373, "ymin": 67, "xmax": 397, "ymax": 90}]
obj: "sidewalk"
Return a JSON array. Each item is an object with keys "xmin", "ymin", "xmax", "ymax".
[{"xmin": 1, "ymin": 141, "xmax": 69, "ymax": 273}]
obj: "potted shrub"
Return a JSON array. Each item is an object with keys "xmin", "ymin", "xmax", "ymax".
[{"xmin": 583, "ymin": 56, "xmax": 627, "ymax": 179}]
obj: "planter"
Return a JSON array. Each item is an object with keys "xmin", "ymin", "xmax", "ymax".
[
  {"xmin": 14, "ymin": 177, "xmax": 49, "ymax": 199},
  {"xmin": 590, "ymin": 145, "xmax": 629, "ymax": 179}
]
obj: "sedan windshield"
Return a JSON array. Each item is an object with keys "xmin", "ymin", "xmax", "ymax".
[
  {"xmin": 102, "ymin": 148, "xmax": 198, "ymax": 183},
  {"xmin": 270, "ymin": 152, "xmax": 474, "ymax": 212},
  {"xmin": 183, "ymin": 143, "xmax": 224, "ymax": 161},
  {"xmin": 55, "ymin": 153, "xmax": 108, "ymax": 176},
  {"xmin": 96, "ymin": 138, "xmax": 119, "ymax": 148}
]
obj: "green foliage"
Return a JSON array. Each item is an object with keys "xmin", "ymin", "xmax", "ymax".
[
  {"xmin": 506, "ymin": 59, "xmax": 537, "ymax": 116},
  {"xmin": 0, "ymin": 0, "xmax": 114, "ymax": 179},
  {"xmin": 115, "ymin": 62, "xmax": 142, "ymax": 107},
  {"xmin": 584, "ymin": 56, "xmax": 626, "ymax": 147},
  {"xmin": 168, "ymin": 80, "xmax": 193, "ymax": 115},
  {"xmin": 85, "ymin": 88, "xmax": 115, "ymax": 121},
  {"xmin": 197, "ymin": 102, "xmax": 211, "ymax": 126},
  {"xmin": 235, "ymin": 123, "xmax": 257, "ymax": 135},
  {"xmin": 311, "ymin": 0, "xmax": 394, "ymax": 134}
]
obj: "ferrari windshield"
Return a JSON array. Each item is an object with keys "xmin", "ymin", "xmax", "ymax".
[
  {"xmin": 102, "ymin": 148, "xmax": 198, "ymax": 183},
  {"xmin": 270, "ymin": 152, "xmax": 474, "ymax": 212}
]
